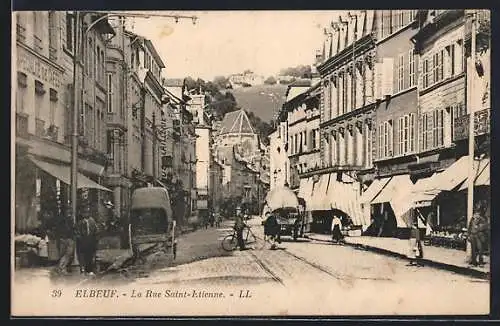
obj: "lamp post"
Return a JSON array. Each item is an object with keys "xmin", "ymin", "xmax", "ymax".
[{"xmin": 466, "ymin": 11, "xmax": 477, "ymax": 261}]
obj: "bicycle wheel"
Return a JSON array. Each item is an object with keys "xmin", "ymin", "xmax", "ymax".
[{"xmin": 221, "ymin": 234, "xmax": 238, "ymax": 251}]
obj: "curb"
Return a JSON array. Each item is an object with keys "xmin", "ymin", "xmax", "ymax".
[{"xmin": 307, "ymin": 235, "xmax": 490, "ymax": 280}]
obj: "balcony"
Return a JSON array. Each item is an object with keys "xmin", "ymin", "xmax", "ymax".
[
  {"xmin": 34, "ymin": 35, "xmax": 43, "ymax": 53},
  {"xmin": 16, "ymin": 24, "xmax": 26, "ymax": 42},
  {"xmin": 35, "ymin": 118, "xmax": 45, "ymax": 137},
  {"xmin": 49, "ymin": 46, "xmax": 58, "ymax": 61}
]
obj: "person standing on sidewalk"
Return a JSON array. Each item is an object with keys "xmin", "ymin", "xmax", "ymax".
[
  {"xmin": 468, "ymin": 201, "xmax": 488, "ymax": 266},
  {"xmin": 76, "ymin": 209, "xmax": 99, "ymax": 275},
  {"xmin": 407, "ymin": 210, "xmax": 424, "ymax": 267},
  {"xmin": 233, "ymin": 211, "xmax": 247, "ymax": 251},
  {"xmin": 55, "ymin": 212, "xmax": 76, "ymax": 275},
  {"xmin": 331, "ymin": 215, "xmax": 343, "ymax": 244}
]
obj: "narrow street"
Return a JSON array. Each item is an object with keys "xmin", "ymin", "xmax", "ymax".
[{"xmin": 20, "ymin": 216, "xmax": 486, "ymax": 316}]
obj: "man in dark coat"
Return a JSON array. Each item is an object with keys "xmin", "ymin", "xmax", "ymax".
[
  {"xmin": 76, "ymin": 209, "xmax": 99, "ymax": 275},
  {"xmin": 468, "ymin": 201, "xmax": 488, "ymax": 266},
  {"xmin": 233, "ymin": 212, "xmax": 247, "ymax": 250}
]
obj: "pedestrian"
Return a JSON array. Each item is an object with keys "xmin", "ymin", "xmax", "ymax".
[
  {"xmin": 468, "ymin": 201, "xmax": 488, "ymax": 266},
  {"xmin": 216, "ymin": 212, "xmax": 222, "ymax": 228},
  {"xmin": 76, "ymin": 208, "xmax": 99, "ymax": 275},
  {"xmin": 233, "ymin": 211, "xmax": 247, "ymax": 251},
  {"xmin": 331, "ymin": 215, "xmax": 343, "ymax": 244},
  {"xmin": 407, "ymin": 210, "xmax": 424, "ymax": 267},
  {"xmin": 209, "ymin": 212, "xmax": 215, "ymax": 228},
  {"xmin": 55, "ymin": 212, "xmax": 76, "ymax": 275},
  {"xmin": 264, "ymin": 211, "xmax": 281, "ymax": 249}
]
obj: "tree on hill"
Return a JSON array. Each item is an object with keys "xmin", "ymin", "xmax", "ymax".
[
  {"xmin": 279, "ymin": 65, "xmax": 312, "ymax": 78},
  {"xmin": 264, "ymin": 76, "xmax": 277, "ymax": 85},
  {"xmin": 213, "ymin": 76, "xmax": 230, "ymax": 89}
]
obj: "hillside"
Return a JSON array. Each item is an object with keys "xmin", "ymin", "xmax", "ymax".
[{"xmin": 230, "ymin": 84, "xmax": 288, "ymax": 123}]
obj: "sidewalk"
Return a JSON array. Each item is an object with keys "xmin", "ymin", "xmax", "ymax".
[{"xmin": 306, "ymin": 233, "xmax": 490, "ymax": 280}]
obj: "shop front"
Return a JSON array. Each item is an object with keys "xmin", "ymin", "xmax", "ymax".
[{"xmin": 14, "ymin": 137, "xmax": 110, "ymax": 268}]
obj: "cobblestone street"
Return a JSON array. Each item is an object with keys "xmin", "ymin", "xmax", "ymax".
[{"xmin": 15, "ymin": 217, "xmax": 488, "ymax": 316}]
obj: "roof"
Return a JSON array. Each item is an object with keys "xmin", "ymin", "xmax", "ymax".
[
  {"xmin": 144, "ymin": 39, "xmax": 166, "ymax": 68},
  {"xmin": 218, "ymin": 109, "xmax": 256, "ymax": 135},
  {"xmin": 163, "ymin": 78, "xmax": 184, "ymax": 87},
  {"xmin": 285, "ymin": 86, "xmax": 311, "ymax": 102}
]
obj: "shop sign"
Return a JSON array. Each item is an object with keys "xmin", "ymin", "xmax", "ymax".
[
  {"xmin": 453, "ymin": 108, "xmax": 491, "ymax": 141},
  {"xmin": 17, "ymin": 46, "xmax": 63, "ymax": 88}
]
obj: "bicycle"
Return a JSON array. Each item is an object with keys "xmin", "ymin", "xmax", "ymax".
[{"xmin": 221, "ymin": 226, "xmax": 257, "ymax": 251}]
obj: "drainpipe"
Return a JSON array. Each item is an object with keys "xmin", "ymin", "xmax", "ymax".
[{"xmin": 152, "ymin": 111, "xmax": 157, "ymax": 180}]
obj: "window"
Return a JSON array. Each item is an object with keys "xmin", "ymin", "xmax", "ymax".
[
  {"xmin": 446, "ymin": 44, "xmax": 455, "ymax": 77},
  {"xmin": 433, "ymin": 109, "xmax": 444, "ymax": 148},
  {"xmin": 422, "ymin": 58, "xmax": 430, "ymax": 89},
  {"xmin": 87, "ymin": 38, "xmax": 93, "ymax": 78},
  {"xmin": 408, "ymin": 49, "xmax": 416, "ymax": 87},
  {"xmin": 397, "ymin": 54, "xmax": 405, "ymax": 92},
  {"xmin": 48, "ymin": 11, "xmax": 58, "ymax": 60},
  {"xmin": 378, "ymin": 120, "xmax": 393, "ymax": 159},
  {"xmin": 16, "ymin": 73, "xmax": 27, "ymax": 113},
  {"xmin": 303, "ymin": 130, "xmax": 307, "ymax": 148},
  {"xmin": 33, "ymin": 12, "xmax": 43, "ymax": 52},
  {"xmin": 65, "ymin": 12, "xmax": 74, "ymax": 52},
  {"xmin": 106, "ymin": 73, "xmax": 113, "ymax": 113},
  {"xmin": 397, "ymin": 113, "xmax": 415, "ymax": 155},
  {"xmin": 49, "ymin": 89, "xmax": 58, "ymax": 126},
  {"xmin": 432, "ymin": 50, "xmax": 444, "ymax": 84},
  {"xmin": 422, "ymin": 109, "xmax": 445, "ymax": 151},
  {"xmin": 100, "ymin": 50, "xmax": 105, "ymax": 84},
  {"xmin": 96, "ymin": 46, "xmax": 101, "ymax": 81}
]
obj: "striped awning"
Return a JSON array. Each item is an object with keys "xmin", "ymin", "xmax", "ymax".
[
  {"xmin": 298, "ymin": 177, "xmax": 314, "ymax": 209},
  {"xmin": 327, "ymin": 173, "xmax": 367, "ymax": 226},
  {"xmin": 359, "ymin": 177, "xmax": 391, "ymax": 205},
  {"xmin": 308, "ymin": 174, "xmax": 330, "ymax": 211}
]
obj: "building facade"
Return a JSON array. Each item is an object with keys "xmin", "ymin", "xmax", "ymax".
[
  {"xmin": 280, "ymin": 81, "xmax": 322, "ymax": 190},
  {"xmin": 14, "ymin": 11, "xmax": 113, "ymax": 234},
  {"xmin": 163, "ymin": 79, "xmax": 198, "ymax": 224}
]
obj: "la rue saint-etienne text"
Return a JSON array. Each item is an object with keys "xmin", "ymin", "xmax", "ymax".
[{"xmin": 74, "ymin": 288, "xmax": 253, "ymax": 299}]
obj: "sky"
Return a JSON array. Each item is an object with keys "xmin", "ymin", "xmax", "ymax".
[{"xmin": 125, "ymin": 11, "xmax": 343, "ymax": 81}]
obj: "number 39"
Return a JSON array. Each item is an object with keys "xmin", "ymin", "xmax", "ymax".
[{"xmin": 51, "ymin": 290, "xmax": 62, "ymax": 298}]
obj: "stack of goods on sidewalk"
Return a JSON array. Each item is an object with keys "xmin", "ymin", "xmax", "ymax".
[
  {"xmin": 14, "ymin": 234, "xmax": 49, "ymax": 268},
  {"xmin": 424, "ymin": 225, "xmax": 468, "ymax": 250}
]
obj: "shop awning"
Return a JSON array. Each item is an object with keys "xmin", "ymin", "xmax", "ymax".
[
  {"xmin": 430, "ymin": 155, "xmax": 469, "ymax": 191},
  {"xmin": 458, "ymin": 157, "xmax": 490, "ymax": 190},
  {"xmin": 359, "ymin": 177, "xmax": 391, "ymax": 204},
  {"xmin": 308, "ymin": 174, "xmax": 330, "ymax": 211},
  {"xmin": 327, "ymin": 173, "xmax": 368, "ymax": 226},
  {"xmin": 371, "ymin": 174, "xmax": 413, "ymax": 205},
  {"xmin": 29, "ymin": 156, "xmax": 112, "ymax": 192},
  {"xmin": 390, "ymin": 173, "xmax": 441, "ymax": 227},
  {"xmin": 298, "ymin": 177, "xmax": 314, "ymax": 209}
]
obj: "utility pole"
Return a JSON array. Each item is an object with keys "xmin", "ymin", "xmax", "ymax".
[
  {"xmin": 70, "ymin": 11, "xmax": 81, "ymax": 269},
  {"xmin": 466, "ymin": 10, "xmax": 477, "ymax": 261}
]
